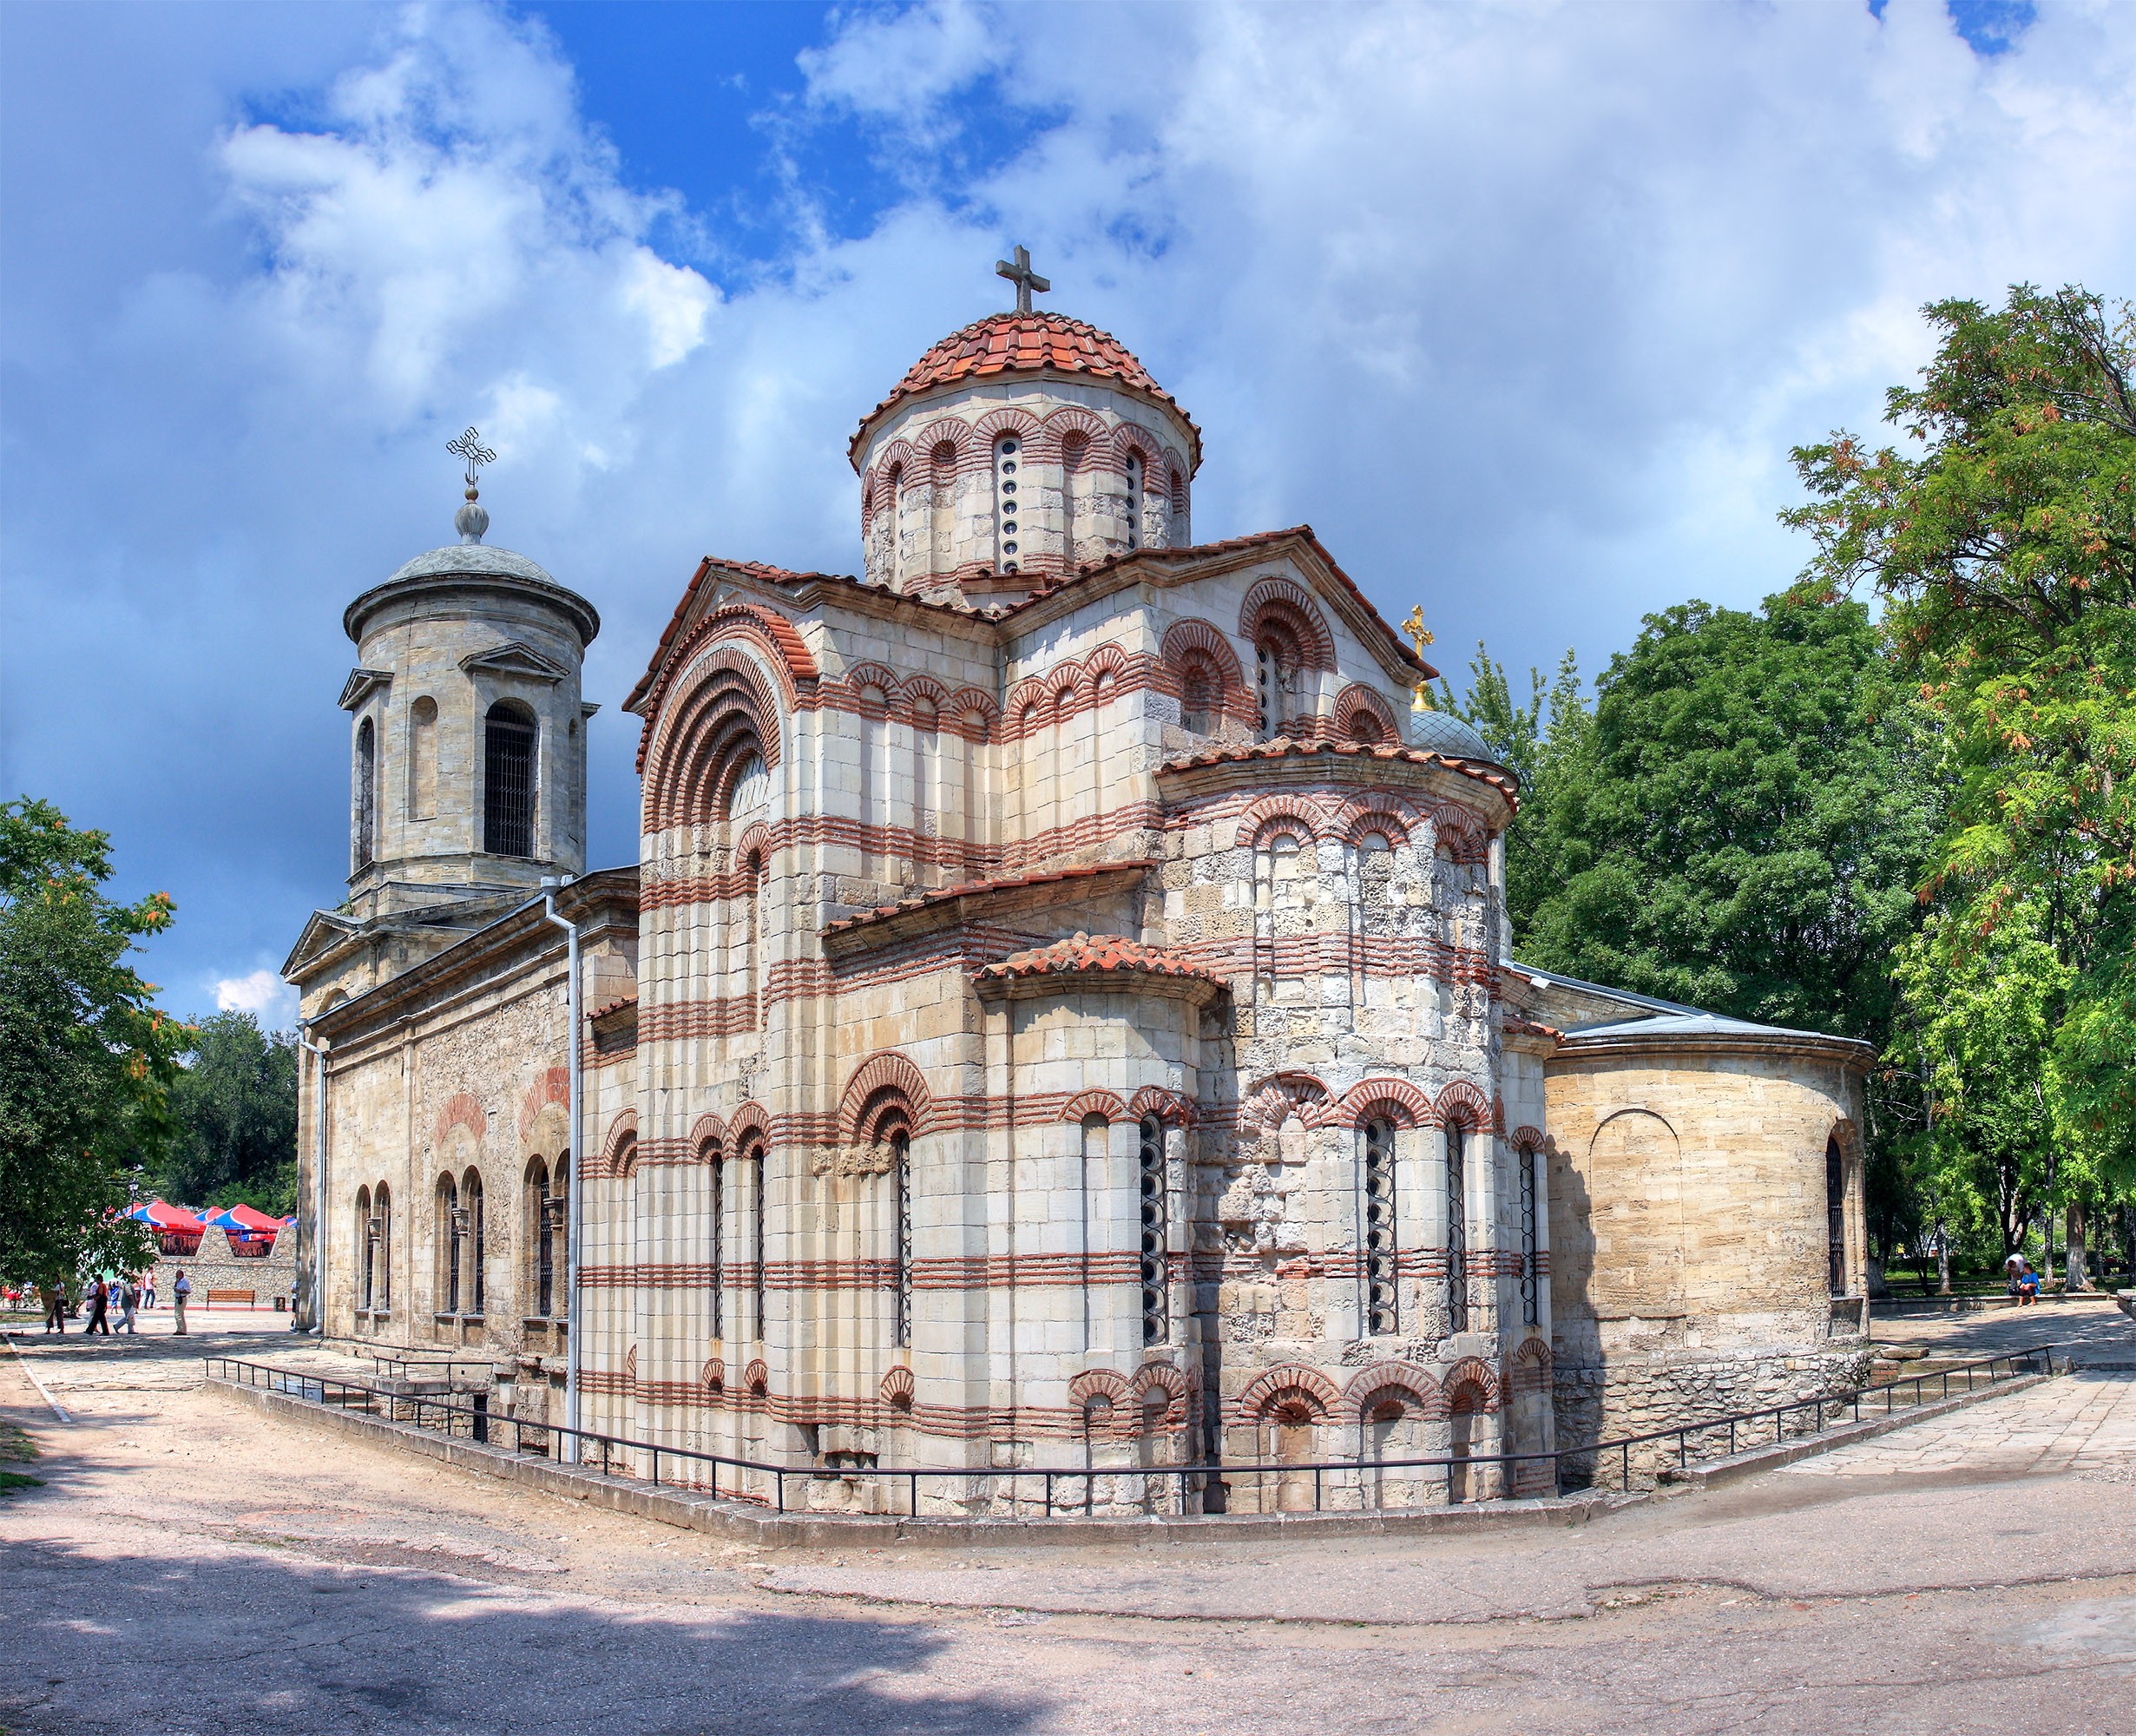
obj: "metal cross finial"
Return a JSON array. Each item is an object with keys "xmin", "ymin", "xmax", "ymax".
[
  {"xmin": 995, "ymin": 245, "xmax": 1051, "ymax": 315},
  {"xmin": 447, "ymin": 426, "xmax": 496, "ymax": 499},
  {"xmin": 1402, "ymin": 605, "xmax": 1436, "ymax": 712}
]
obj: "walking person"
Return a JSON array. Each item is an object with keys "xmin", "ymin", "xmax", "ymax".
[
  {"xmin": 43, "ymin": 1281, "xmax": 65, "ymax": 1334},
  {"xmin": 171, "ymin": 1267, "xmax": 190, "ymax": 1335},
  {"xmin": 117, "ymin": 1278, "xmax": 138, "ymax": 1334},
  {"xmin": 84, "ymin": 1277, "xmax": 110, "ymax": 1335},
  {"xmin": 141, "ymin": 1272, "xmax": 156, "ymax": 1312}
]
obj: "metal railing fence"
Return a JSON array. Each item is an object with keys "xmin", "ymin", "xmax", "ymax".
[{"xmin": 205, "ymin": 1343, "xmax": 2056, "ymax": 1519}]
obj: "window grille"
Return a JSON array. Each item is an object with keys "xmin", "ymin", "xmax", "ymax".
[
  {"xmin": 1256, "ymin": 645, "xmax": 1278, "ymax": 740},
  {"xmin": 374, "ymin": 1187, "xmax": 391, "ymax": 1311},
  {"xmin": 466, "ymin": 1174, "xmax": 484, "ymax": 1313},
  {"xmin": 1139, "ymin": 1116, "xmax": 1168, "ymax": 1345},
  {"xmin": 483, "ymin": 703, "xmax": 536, "ymax": 858},
  {"xmin": 443, "ymin": 1182, "xmax": 463, "ymax": 1316},
  {"xmin": 1518, "ymin": 1144, "xmax": 1539, "ymax": 1326},
  {"xmin": 1125, "ymin": 454, "xmax": 1143, "ymax": 550},
  {"xmin": 1363, "ymin": 1118, "xmax": 1397, "ymax": 1334},
  {"xmin": 355, "ymin": 717, "xmax": 377, "ymax": 869},
  {"xmin": 892, "ymin": 1132, "xmax": 912, "ymax": 1349},
  {"xmin": 995, "ymin": 439, "xmax": 1020, "ymax": 572},
  {"xmin": 1826, "ymin": 1136, "xmax": 1847, "ymax": 1295},
  {"xmin": 537, "ymin": 1195, "xmax": 561, "ymax": 1318},
  {"xmin": 1445, "ymin": 1122, "xmax": 1469, "ymax": 1333},
  {"xmin": 709, "ymin": 1153, "xmax": 725, "ymax": 1341}
]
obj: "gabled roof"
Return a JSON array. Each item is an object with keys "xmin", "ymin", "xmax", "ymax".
[
  {"xmin": 974, "ymin": 932, "xmax": 1226, "ymax": 990},
  {"xmin": 850, "ymin": 311, "xmax": 1201, "ymax": 469}
]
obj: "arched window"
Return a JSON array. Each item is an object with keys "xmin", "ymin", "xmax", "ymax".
[
  {"xmin": 746, "ymin": 1136, "xmax": 767, "ymax": 1339},
  {"xmin": 373, "ymin": 1184, "xmax": 391, "ymax": 1312},
  {"xmin": 1179, "ymin": 654, "xmax": 1219, "ymax": 735},
  {"xmin": 1124, "ymin": 452, "xmax": 1143, "ymax": 551},
  {"xmin": 407, "ymin": 696, "xmax": 438, "ymax": 820},
  {"xmin": 1139, "ymin": 1115, "xmax": 1167, "ymax": 1345},
  {"xmin": 355, "ymin": 1186, "xmax": 374, "ymax": 1312},
  {"xmin": 1445, "ymin": 1122, "xmax": 1469, "ymax": 1333},
  {"xmin": 1061, "ymin": 432, "xmax": 1088, "ymax": 567},
  {"xmin": 526, "ymin": 1158, "xmax": 553, "ymax": 1318},
  {"xmin": 1826, "ymin": 1135, "xmax": 1847, "ymax": 1295},
  {"xmin": 930, "ymin": 441, "xmax": 956, "ymax": 573},
  {"xmin": 994, "ymin": 438, "xmax": 1021, "ymax": 572},
  {"xmin": 1362, "ymin": 1118, "xmax": 1397, "ymax": 1334},
  {"xmin": 1348, "ymin": 709, "xmax": 1385, "ymax": 745},
  {"xmin": 892, "ymin": 1130, "xmax": 913, "ymax": 1348},
  {"xmin": 354, "ymin": 717, "xmax": 377, "ymax": 870},
  {"xmin": 886, "ymin": 462, "xmax": 905, "ymax": 587},
  {"xmin": 463, "ymin": 1169, "xmax": 485, "ymax": 1315},
  {"xmin": 1518, "ymin": 1142, "xmax": 1540, "ymax": 1325},
  {"xmin": 436, "ymin": 1174, "xmax": 460, "ymax": 1316},
  {"xmin": 483, "ymin": 700, "xmax": 536, "ymax": 858},
  {"xmin": 707, "ymin": 1144, "xmax": 725, "ymax": 1341},
  {"xmin": 550, "ymin": 1155, "xmax": 569, "ymax": 1319},
  {"xmin": 1167, "ymin": 465, "xmax": 1187, "ymax": 542}
]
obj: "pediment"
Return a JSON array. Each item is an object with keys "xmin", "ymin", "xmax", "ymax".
[
  {"xmin": 280, "ymin": 908, "xmax": 360, "ymax": 982},
  {"xmin": 459, "ymin": 640, "xmax": 569, "ymax": 683},
  {"xmin": 338, "ymin": 667, "xmax": 393, "ymax": 711}
]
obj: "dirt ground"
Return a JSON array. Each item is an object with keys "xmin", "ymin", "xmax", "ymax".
[{"xmin": 3, "ymin": 1313, "xmax": 2134, "ymax": 1735}]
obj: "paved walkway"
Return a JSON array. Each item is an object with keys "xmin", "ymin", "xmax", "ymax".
[
  {"xmin": 3, "ymin": 1333, "xmax": 2134, "ymax": 1734},
  {"xmin": 1791, "ymin": 1369, "xmax": 2136, "ymax": 1481},
  {"xmin": 1871, "ymin": 1292, "xmax": 2136, "ymax": 1366}
]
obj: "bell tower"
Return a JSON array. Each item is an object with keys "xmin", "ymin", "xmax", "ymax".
[{"xmin": 336, "ymin": 432, "xmax": 601, "ymax": 923}]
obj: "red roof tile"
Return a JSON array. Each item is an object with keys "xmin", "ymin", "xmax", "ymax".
[
  {"xmin": 851, "ymin": 312, "xmax": 1200, "ymax": 467},
  {"xmin": 974, "ymin": 932, "xmax": 1226, "ymax": 988}
]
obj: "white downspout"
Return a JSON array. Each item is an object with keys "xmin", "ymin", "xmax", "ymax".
[
  {"xmin": 294, "ymin": 1023, "xmax": 329, "ymax": 1335},
  {"xmin": 542, "ymin": 878, "xmax": 583, "ymax": 1463}
]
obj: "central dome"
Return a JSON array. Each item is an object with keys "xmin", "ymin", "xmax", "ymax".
[{"xmin": 851, "ymin": 310, "xmax": 1199, "ymax": 468}]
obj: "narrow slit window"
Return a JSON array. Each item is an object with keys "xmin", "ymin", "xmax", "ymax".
[
  {"xmin": 1139, "ymin": 1116, "xmax": 1168, "ymax": 1345},
  {"xmin": 1363, "ymin": 1119, "xmax": 1397, "ymax": 1334},
  {"xmin": 355, "ymin": 717, "xmax": 377, "ymax": 869},
  {"xmin": 1518, "ymin": 1145, "xmax": 1539, "ymax": 1326},
  {"xmin": 892, "ymin": 1132, "xmax": 912, "ymax": 1349},
  {"xmin": 1445, "ymin": 1124, "xmax": 1469, "ymax": 1332}
]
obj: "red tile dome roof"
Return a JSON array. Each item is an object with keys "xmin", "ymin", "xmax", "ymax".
[{"xmin": 851, "ymin": 311, "xmax": 1200, "ymax": 468}]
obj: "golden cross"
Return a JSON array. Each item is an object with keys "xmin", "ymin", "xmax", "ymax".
[{"xmin": 1401, "ymin": 606, "xmax": 1436, "ymax": 711}]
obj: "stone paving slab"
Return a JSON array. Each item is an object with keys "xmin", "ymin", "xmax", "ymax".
[{"xmin": 1785, "ymin": 1369, "xmax": 2136, "ymax": 1480}]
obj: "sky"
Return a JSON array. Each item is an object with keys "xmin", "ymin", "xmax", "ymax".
[{"xmin": 3, "ymin": 0, "xmax": 2133, "ymax": 1032}]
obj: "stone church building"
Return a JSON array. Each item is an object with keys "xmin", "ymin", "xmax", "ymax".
[{"xmin": 286, "ymin": 273, "xmax": 1873, "ymax": 1511}]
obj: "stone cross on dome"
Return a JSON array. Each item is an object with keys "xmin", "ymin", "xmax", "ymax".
[{"xmin": 995, "ymin": 245, "xmax": 1051, "ymax": 315}]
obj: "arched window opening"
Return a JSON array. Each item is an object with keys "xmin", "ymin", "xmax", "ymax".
[
  {"xmin": 1362, "ymin": 1118, "xmax": 1397, "ymax": 1334},
  {"xmin": 463, "ymin": 1169, "xmax": 485, "ymax": 1315},
  {"xmin": 1125, "ymin": 452, "xmax": 1144, "ymax": 551},
  {"xmin": 708, "ymin": 1146, "xmax": 726, "ymax": 1341},
  {"xmin": 354, "ymin": 717, "xmax": 377, "ymax": 870},
  {"xmin": 1179, "ymin": 654, "xmax": 1219, "ymax": 735},
  {"xmin": 1167, "ymin": 465, "xmax": 1187, "ymax": 543},
  {"xmin": 483, "ymin": 700, "xmax": 536, "ymax": 858},
  {"xmin": 1518, "ymin": 1143, "xmax": 1541, "ymax": 1325},
  {"xmin": 1348, "ymin": 709, "xmax": 1385, "ymax": 745},
  {"xmin": 886, "ymin": 462, "xmax": 906, "ymax": 587},
  {"xmin": 373, "ymin": 1184, "xmax": 391, "ymax": 1312},
  {"xmin": 1061, "ymin": 432, "xmax": 1088, "ymax": 568},
  {"xmin": 550, "ymin": 1156, "xmax": 569, "ymax": 1319},
  {"xmin": 747, "ymin": 1137, "xmax": 767, "ymax": 1339},
  {"xmin": 930, "ymin": 441, "xmax": 956, "ymax": 573},
  {"xmin": 1445, "ymin": 1122, "xmax": 1469, "ymax": 1333},
  {"xmin": 995, "ymin": 438, "xmax": 1021, "ymax": 572},
  {"xmin": 437, "ymin": 1174, "xmax": 461, "ymax": 1316},
  {"xmin": 1139, "ymin": 1115, "xmax": 1167, "ymax": 1345},
  {"xmin": 527, "ymin": 1158, "xmax": 554, "ymax": 1318},
  {"xmin": 407, "ymin": 697, "xmax": 438, "ymax": 821},
  {"xmin": 1826, "ymin": 1135, "xmax": 1847, "ymax": 1295},
  {"xmin": 355, "ymin": 1186, "xmax": 374, "ymax": 1312},
  {"xmin": 892, "ymin": 1130, "xmax": 913, "ymax": 1349}
]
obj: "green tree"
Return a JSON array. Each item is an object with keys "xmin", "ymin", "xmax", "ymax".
[
  {"xmin": 1785, "ymin": 284, "xmax": 2136, "ymax": 1207},
  {"xmin": 0, "ymin": 799, "xmax": 178, "ymax": 1286},
  {"xmin": 159, "ymin": 1009, "xmax": 299, "ymax": 1215},
  {"xmin": 1491, "ymin": 595, "xmax": 1942, "ymax": 1042}
]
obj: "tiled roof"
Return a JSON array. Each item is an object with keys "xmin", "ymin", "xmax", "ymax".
[
  {"xmin": 1499, "ymin": 1011, "xmax": 1562, "ymax": 1041},
  {"xmin": 974, "ymin": 932, "xmax": 1226, "ymax": 988},
  {"xmin": 588, "ymin": 996, "xmax": 639, "ymax": 1023},
  {"xmin": 1159, "ymin": 736, "xmax": 1521, "ymax": 802},
  {"xmin": 820, "ymin": 862, "xmax": 1156, "ymax": 937},
  {"xmin": 851, "ymin": 312, "xmax": 1200, "ymax": 465}
]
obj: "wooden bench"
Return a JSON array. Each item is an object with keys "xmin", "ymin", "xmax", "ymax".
[{"xmin": 202, "ymin": 1288, "xmax": 255, "ymax": 1309}]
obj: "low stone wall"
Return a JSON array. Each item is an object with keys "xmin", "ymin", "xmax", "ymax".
[{"xmin": 146, "ymin": 1240, "xmax": 296, "ymax": 1308}]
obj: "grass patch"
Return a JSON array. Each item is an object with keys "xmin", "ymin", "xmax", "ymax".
[
  {"xmin": 0, "ymin": 1424, "xmax": 39, "ymax": 1464},
  {"xmin": 0, "ymin": 1470, "xmax": 44, "ymax": 1493}
]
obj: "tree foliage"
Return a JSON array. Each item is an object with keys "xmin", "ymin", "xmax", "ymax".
[
  {"xmin": 0, "ymin": 799, "xmax": 177, "ymax": 1284},
  {"xmin": 160, "ymin": 1010, "xmax": 299, "ymax": 1216},
  {"xmin": 1786, "ymin": 284, "xmax": 2136, "ymax": 1205}
]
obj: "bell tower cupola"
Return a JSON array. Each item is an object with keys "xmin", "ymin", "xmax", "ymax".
[{"xmin": 336, "ymin": 430, "xmax": 601, "ymax": 922}]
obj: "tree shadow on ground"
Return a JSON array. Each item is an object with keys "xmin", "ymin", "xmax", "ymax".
[{"xmin": 0, "ymin": 1535, "xmax": 1048, "ymax": 1735}]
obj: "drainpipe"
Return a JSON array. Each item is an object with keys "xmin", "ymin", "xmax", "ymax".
[
  {"xmin": 294, "ymin": 1023, "xmax": 329, "ymax": 1334},
  {"xmin": 542, "ymin": 878, "xmax": 583, "ymax": 1463}
]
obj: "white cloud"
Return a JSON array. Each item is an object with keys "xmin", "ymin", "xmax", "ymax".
[
  {"xmin": 7, "ymin": 0, "xmax": 2136, "ymax": 1003},
  {"xmin": 214, "ymin": 969, "xmax": 299, "ymax": 1028}
]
